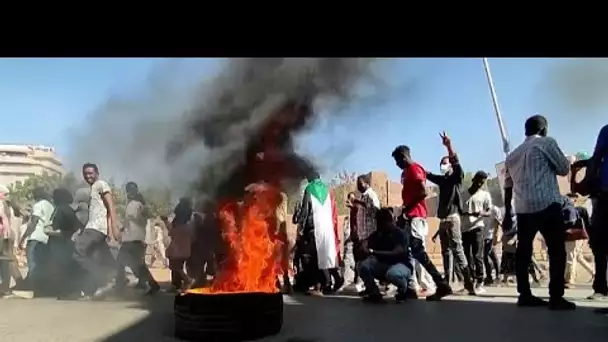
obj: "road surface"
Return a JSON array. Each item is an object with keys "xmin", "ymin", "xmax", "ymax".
[{"xmin": 0, "ymin": 285, "xmax": 606, "ymax": 342}]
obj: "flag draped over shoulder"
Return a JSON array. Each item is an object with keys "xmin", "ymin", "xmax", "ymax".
[{"xmin": 304, "ymin": 179, "xmax": 340, "ymax": 269}]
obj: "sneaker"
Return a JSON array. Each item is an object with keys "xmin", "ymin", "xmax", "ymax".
[
  {"xmin": 548, "ymin": 298, "xmax": 576, "ymax": 311},
  {"xmin": 587, "ymin": 293, "xmax": 608, "ymax": 301},
  {"xmin": 0, "ymin": 291, "xmax": 21, "ymax": 299},
  {"xmin": 475, "ymin": 284, "xmax": 486, "ymax": 294},
  {"xmin": 363, "ymin": 293, "xmax": 386, "ymax": 304},
  {"xmin": 92, "ymin": 283, "xmax": 115, "ymax": 301},
  {"xmin": 358, "ymin": 288, "xmax": 370, "ymax": 297},
  {"xmin": 333, "ymin": 277, "xmax": 345, "ymax": 293},
  {"xmin": 309, "ymin": 289, "xmax": 324, "ymax": 297},
  {"xmin": 57, "ymin": 292, "xmax": 86, "ymax": 301},
  {"xmin": 426, "ymin": 284, "xmax": 453, "ymax": 301},
  {"xmin": 517, "ymin": 295, "xmax": 547, "ymax": 307}
]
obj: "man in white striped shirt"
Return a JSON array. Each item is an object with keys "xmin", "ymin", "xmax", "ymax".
[{"xmin": 503, "ymin": 115, "xmax": 574, "ymax": 311}]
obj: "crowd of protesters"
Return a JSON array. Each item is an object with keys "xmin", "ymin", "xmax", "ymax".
[
  {"xmin": 0, "ymin": 115, "xmax": 606, "ymax": 315},
  {"xmin": 282, "ymin": 115, "xmax": 607, "ymax": 314}
]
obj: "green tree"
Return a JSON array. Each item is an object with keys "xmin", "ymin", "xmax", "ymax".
[
  {"xmin": 7, "ymin": 173, "xmax": 174, "ymax": 220},
  {"xmin": 141, "ymin": 186, "xmax": 173, "ymax": 218}
]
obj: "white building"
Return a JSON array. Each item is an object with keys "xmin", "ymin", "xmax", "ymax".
[{"xmin": 0, "ymin": 144, "xmax": 63, "ymax": 186}]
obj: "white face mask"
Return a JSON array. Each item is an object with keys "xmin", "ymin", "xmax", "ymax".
[{"xmin": 439, "ymin": 163, "xmax": 452, "ymax": 175}]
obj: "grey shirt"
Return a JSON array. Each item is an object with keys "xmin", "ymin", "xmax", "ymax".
[
  {"xmin": 85, "ymin": 180, "xmax": 112, "ymax": 235},
  {"xmin": 122, "ymin": 200, "xmax": 147, "ymax": 242}
]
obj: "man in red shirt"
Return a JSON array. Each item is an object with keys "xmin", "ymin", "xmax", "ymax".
[{"xmin": 391, "ymin": 145, "xmax": 453, "ymax": 301}]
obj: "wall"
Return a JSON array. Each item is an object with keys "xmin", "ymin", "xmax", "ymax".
[{"xmin": 324, "ymin": 168, "xmax": 590, "ymax": 268}]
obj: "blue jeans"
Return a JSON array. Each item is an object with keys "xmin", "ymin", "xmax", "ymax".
[{"xmin": 358, "ymin": 256, "xmax": 412, "ymax": 295}]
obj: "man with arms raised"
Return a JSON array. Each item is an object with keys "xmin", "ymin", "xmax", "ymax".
[
  {"xmin": 391, "ymin": 145, "xmax": 452, "ymax": 301},
  {"xmin": 425, "ymin": 132, "xmax": 475, "ymax": 294},
  {"xmin": 73, "ymin": 163, "xmax": 120, "ymax": 300},
  {"xmin": 502, "ymin": 115, "xmax": 574, "ymax": 310}
]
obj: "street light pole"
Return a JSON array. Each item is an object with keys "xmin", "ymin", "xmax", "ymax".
[{"xmin": 482, "ymin": 58, "xmax": 511, "ymax": 156}]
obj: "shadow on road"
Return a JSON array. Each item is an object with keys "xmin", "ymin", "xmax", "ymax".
[{"xmin": 100, "ymin": 289, "xmax": 608, "ymax": 342}]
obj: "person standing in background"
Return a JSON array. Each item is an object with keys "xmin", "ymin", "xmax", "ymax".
[
  {"xmin": 148, "ymin": 218, "xmax": 168, "ymax": 268},
  {"xmin": 19, "ymin": 187, "xmax": 54, "ymax": 296},
  {"xmin": 502, "ymin": 115, "xmax": 574, "ymax": 310},
  {"xmin": 115, "ymin": 182, "xmax": 160, "ymax": 295},
  {"xmin": 167, "ymin": 198, "xmax": 195, "ymax": 292},
  {"xmin": 276, "ymin": 191, "xmax": 296, "ymax": 293},
  {"xmin": 563, "ymin": 194, "xmax": 594, "ymax": 288},
  {"xmin": 461, "ymin": 171, "xmax": 492, "ymax": 294},
  {"xmin": 73, "ymin": 187, "xmax": 90, "ymax": 231},
  {"xmin": 347, "ymin": 175, "xmax": 381, "ymax": 294},
  {"xmin": 0, "ymin": 185, "xmax": 25, "ymax": 297},
  {"xmin": 482, "ymin": 205, "xmax": 502, "ymax": 286}
]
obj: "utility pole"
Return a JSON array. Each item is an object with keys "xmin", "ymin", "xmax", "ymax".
[{"xmin": 482, "ymin": 58, "xmax": 511, "ymax": 156}]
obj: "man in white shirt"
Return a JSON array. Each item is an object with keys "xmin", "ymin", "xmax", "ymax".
[
  {"xmin": 461, "ymin": 171, "xmax": 492, "ymax": 293},
  {"xmin": 72, "ymin": 163, "xmax": 120, "ymax": 300},
  {"xmin": 18, "ymin": 187, "xmax": 54, "ymax": 295}
]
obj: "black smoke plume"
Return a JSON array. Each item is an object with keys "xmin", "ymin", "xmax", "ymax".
[{"xmin": 167, "ymin": 58, "xmax": 378, "ymax": 202}]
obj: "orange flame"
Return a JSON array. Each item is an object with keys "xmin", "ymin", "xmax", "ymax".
[{"xmin": 187, "ymin": 184, "xmax": 284, "ymax": 294}]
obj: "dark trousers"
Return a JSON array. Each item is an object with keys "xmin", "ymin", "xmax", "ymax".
[
  {"xmin": 397, "ymin": 217, "xmax": 447, "ymax": 289},
  {"xmin": 516, "ymin": 202, "xmax": 566, "ymax": 300},
  {"xmin": 48, "ymin": 237, "xmax": 80, "ymax": 297},
  {"xmin": 483, "ymin": 238, "xmax": 500, "ymax": 280},
  {"xmin": 590, "ymin": 193, "xmax": 608, "ymax": 295},
  {"xmin": 462, "ymin": 228, "xmax": 484, "ymax": 283},
  {"xmin": 73, "ymin": 229, "xmax": 116, "ymax": 294},
  {"xmin": 438, "ymin": 215, "xmax": 472, "ymax": 287},
  {"xmin": 170, "ymin": 259, "xmax": 189, "ymax": 289},
  {"xmin": 25, "ymin": 240, "xmax": 50, "ymax": 295},
  {"xmin": 321, "ymin": 268, "xmax": 343, "ymax": 290},
  {"xmin": 116, "ymin": 241, "xmax": 158, "ymax": 289}
]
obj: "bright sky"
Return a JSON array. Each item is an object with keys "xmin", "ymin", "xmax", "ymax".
[{"xmin": 0, "ymin": 58, "xmax": 603, "ymax": 182}]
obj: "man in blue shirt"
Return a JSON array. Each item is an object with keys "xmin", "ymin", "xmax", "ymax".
[
  {"xmin": 358, "ymin": 208, "xmax": 413, "ymax": 304},
  {"xmin": 590, "ymin": 124, "xmax": 608, "ymax": 305},
  {"xmin": 594, "ymin": 124, "xmax": 608, "ymax": 192}
]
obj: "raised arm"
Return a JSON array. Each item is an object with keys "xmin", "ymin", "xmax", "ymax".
[{"xmin": 440, "ymin": 131, "xmax": 464, "ymax": 183}]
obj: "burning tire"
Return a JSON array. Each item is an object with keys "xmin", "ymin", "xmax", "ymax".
[{"xmin": 174, "ymin": 292, "xmax": 283, "ymax": 341}]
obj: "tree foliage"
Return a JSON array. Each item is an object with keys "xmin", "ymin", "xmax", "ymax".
[{"xmin": 7, "ymin": 172, "xmax": 174, "ymax": 220}]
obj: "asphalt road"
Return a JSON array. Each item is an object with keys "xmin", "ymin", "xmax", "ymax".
[{"xmin": 1, "ymin": 286, "xmax": 607, "ymax": 342}]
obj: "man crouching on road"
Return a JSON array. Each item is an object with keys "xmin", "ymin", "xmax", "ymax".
[{"xmin": 358, "ymin": 208, "xmax": 413, "ymax": 304}]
